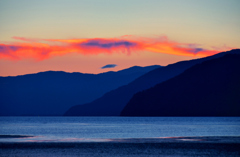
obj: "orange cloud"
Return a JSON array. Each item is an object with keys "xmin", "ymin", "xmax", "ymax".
[{"xmin": 0, "ymin": 36, "xmax": 226, "ymax": 61}]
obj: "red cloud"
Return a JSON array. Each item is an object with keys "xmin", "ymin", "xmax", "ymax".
[{"xmin": 0, "ymin": 36, "xmax": 227, "ymax": 61}]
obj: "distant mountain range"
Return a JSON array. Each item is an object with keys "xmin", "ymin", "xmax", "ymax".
[
  {"xmin": 64, "ymin": 49, "xmax": 240, "ymax": 116},
  {"xmin": 0, "ymin": 65, "xmax": 160, "ymax": 116},
  {"xmin": 121, "ymin": 53, "xmax": 240, "ymax": 116}
]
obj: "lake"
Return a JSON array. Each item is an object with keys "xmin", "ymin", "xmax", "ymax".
[
  {"xmin": 0, "ymin": 116, "xmax": 240, "ymax": 142},
  {"xmin": 0, "ymin": 117, "xmax": 240, "ymax": 156}
]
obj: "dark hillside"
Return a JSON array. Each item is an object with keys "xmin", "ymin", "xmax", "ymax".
[{"xmin": 121, "ymin": 54, "xmax": 240, "ymax": 116}]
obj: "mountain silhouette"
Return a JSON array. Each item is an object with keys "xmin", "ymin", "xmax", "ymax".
[
  {"xmin": 65, "ymin": 49, "xmax": 240, "ymax": 116},
  {"xmin": 121, "ymin": 53, "xmax": 240, "ymax": 116},
  {"xmin": 0, "ymin": 65, "xmax": 160, "ymax": 116}
]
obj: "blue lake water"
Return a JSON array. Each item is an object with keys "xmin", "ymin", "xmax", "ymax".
[{"xmin": 0, "ymin": 117, "xmax": 240, "ymax": 143}]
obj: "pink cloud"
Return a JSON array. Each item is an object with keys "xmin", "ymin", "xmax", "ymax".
[{"xmin": 0, "ymin": 36, "xmax": 230, "ymax": 61}]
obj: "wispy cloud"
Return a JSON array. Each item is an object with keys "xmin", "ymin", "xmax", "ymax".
[
  {"xmin": 101, "ymin": 64, "xmax": 118, "ymax": 69},
  {"xmin": 0, "ymin": 36, "xmax": 230, "ymax": 61}
]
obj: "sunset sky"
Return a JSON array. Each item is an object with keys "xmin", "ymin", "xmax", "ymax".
[{"xmin": 0, "ymin": 0, "xmax": 239, "ymax": 76}]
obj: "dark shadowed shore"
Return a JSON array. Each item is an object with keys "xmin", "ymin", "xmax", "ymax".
[{"xmin": 0, "ymin": 136, "xmax": 240, "ymax": 157}]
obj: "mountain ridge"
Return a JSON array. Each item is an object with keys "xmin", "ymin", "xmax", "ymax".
[
  {"xmin": 0, "ymin": 65, "xmax": 160, "ymax": 116},
  {"xmin": 121, "ymin": 53, "xmax": 240, "ymax": 116},
  {"xmin": 1, "ymin": 65, "xmax": 159, "ymax": 78},
  {"xmin": 64, "ymin": 49, "xmax": 240, "ymax": 116}
]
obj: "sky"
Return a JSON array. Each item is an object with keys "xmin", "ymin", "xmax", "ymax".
[{"xmin": 0, "ymin": 0, "xmax": 239, "ymax": 76}]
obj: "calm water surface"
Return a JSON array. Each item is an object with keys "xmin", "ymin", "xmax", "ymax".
[{"xmin": 0, "ymin": 117, "xmax": 240, "ymax": 142}]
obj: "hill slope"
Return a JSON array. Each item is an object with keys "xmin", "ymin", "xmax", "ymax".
[
  {"xmin": 65, "ymin": 49, "xmax": 240, "ymax": 116},
  {"xmin": 121, "ymin": 54, "xmax": 240, "ymax": 116},
  {"xmin": 0, "ymin": 65, "xmax": 160, "ymax": 116}
]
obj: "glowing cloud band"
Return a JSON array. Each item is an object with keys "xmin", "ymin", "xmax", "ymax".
[{"xmin": 0, "ymin": 36, "xmax": 224, "ymax": 61}]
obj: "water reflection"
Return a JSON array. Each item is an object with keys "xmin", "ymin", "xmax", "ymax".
[
  {"xmin": 1, "ymin": 117, "xmax": 240, "ymax": 143},
  {"xmin": 1, "ymin": 135, "xmax": 240, "ymax": 144}
]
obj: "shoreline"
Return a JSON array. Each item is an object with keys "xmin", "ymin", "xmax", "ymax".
[
  {"xmin": 1, "ymin": 136, "xmax": 240, "ymax": 157},
  {"xmin": 1, "ymin": 142, "xmax": 240, "ymax": 157}
]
